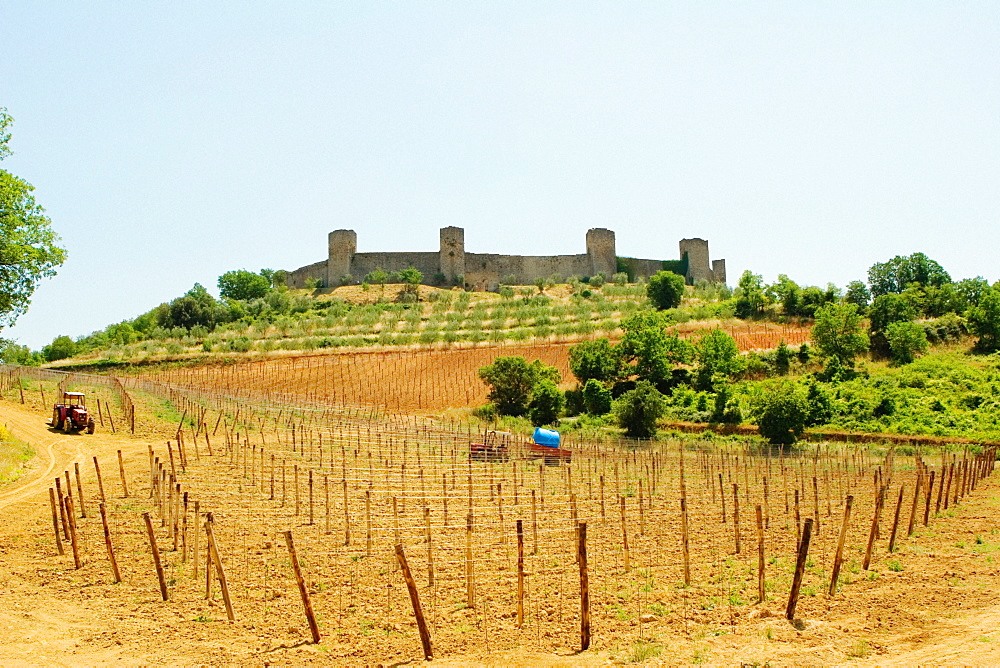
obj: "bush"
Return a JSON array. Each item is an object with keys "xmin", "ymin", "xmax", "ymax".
[
  {"xmin": 647, "ymin": 271, "xmax": 686, "ymax": 310},
  {"xmin": 613, "ymin": 381, "xmax": 666, "ymax": 438},
  {"xmin": 528, "ymin": 380, "xmax": 565, "ymax": 426},
  {"xmin": 886, "ymin": 320, "xmax": 929, "ymax": 365},
  {"xmin": 754, "ymin": 381, "xmax": 808, "ymax": 444},
  {"xmin": 478, "ymin": 356, "xmax": 560, "ymax": 417},
  {"xmin": 582, "ymin": 378, "xmax": 613, "ymax": 415}
]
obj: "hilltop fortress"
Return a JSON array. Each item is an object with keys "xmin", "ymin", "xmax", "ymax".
[{"xmin": 286, "ymin": 227, "xmax": 725, "ymax": 291}]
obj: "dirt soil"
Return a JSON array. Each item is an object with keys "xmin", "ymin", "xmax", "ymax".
[{"xmin": 4, "ymin": 399, "xmax": 1000, "ymax": 666}]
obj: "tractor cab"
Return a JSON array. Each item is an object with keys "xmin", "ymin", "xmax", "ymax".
[{"xmin": 52, "ymin": 392, "xmax": 95, "ymax": 434}]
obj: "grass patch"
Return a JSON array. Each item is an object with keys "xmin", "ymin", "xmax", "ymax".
[
  {"xmin": 627, "ymin": 640, "xmax": 662, "ymax": 663},
  {"xmin": 0, "ymin": 425, "xmax": 34, "ymax": 485}
]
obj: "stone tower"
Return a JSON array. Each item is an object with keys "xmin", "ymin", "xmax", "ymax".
[
  {"xmin": 439, "ymin": 226, "xmax": 465, "ymax": 284},
  {"xmin": 586, "ymin": 228, "xmax": 616, "ymax": 278},
  {"xmin": 678, "ymin": 238, "xmax": 711, "ymax": 285},
  {"xmin": 712, "ymin": 259, "xmax": 727, "ymax": 285},
  {"xmin": 327, "ymin": 229, "xmax": 357, "ymax": 286}
]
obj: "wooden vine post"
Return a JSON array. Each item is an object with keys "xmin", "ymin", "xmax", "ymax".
[
  {"xmin": 578, "ymin": 521, "xmax": 591, "ymax": 651},
  {"xmin": 888, "ymin": 485, "xmax": 905, "ymax": 553},
  {"xmin": 395, "ymin": 543, "xmax": 433, "ymax": 661},
  {"xmin": 204, "ymin": 513, "xmax": 235, "ymax": 622},
  {"xmin": 48, "ymin": 488, "xmax": 63, "ymax": 556},
  {"xmin": 786, "ymin": 518, "xmax": 814, "ymax": 621},
  {"xmin": 516, "ymin": 519, "xmax": 525, "ymax": 628},
  {"xmin": 680, "ymin": 496, "xmax": 691, "ymax": 586},
  {"xmin": 828, "ymin": 495, "xmax": 853, "ymax": 597},
  {"xmin": 755, "ymin": 504, "xmax": 765, "ymax": 603},
  {"xmin": 142, "ymin": 511, "xmax": 168, "ymax": 600},
  {"xmin": 99, "ymin": 502, "xmax": 122, "ymax": 583},
  {"xmin": 283, "ymin": 530, "xmax": 321, "ymax": 644},
  {"xmin": 465, "ymin": 512, "xmax": 475, "ymax": 608}
]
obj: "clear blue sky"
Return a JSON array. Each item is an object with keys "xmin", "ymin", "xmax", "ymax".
[{"xmin": 2, "ymin": 2, "xmax": 998, "ymax": 350}]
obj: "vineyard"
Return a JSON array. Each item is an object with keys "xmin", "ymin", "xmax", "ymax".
[
  {"xmin": 2, "ymin": 364, "xmax": 998, "ymax": 664},
  {"xmin": 139, "ymin": 322, "xmax": 810, "ymax": 413}
]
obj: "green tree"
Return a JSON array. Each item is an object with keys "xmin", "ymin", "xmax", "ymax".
[
  {"xmin": 218, "ymin": 269, "xmax": 271, "ymax": 301},
  {"xmin": 0, "ymin": 108, "xmax": 67, "ymax": 329},
  {"xmin": 885, "ymin": 320, "xmax": 929, "ymax": 365},
  {"xmin": 0, "ymin": 338, "xmax": 41, "ymax": 365},
  {"xmin": 160, "ymin": 283, "xmax": 225, "ymax": 331},
  {"xmin": 528, "ymin": 379, "xmax": 565, "ymax": 426},
  {"xmin": 810, "ymin": 302, "xmax": 869, "ymax": 366},
  {"xmin": 769, "ymin": 274, "xmax": 800, "ymax": 315},
  {"xmin": 735, "ymin": 270, "xmax": 767, "ymax": 318},
  {"xmin": 619, "ymin": 311, "xmax": 694, "ymax": 387},
  {"xmin": 966, "ymin": 287, "xmax": 1000, "ymax": 352},
  {"xmin": 774, "ymin": 340, "xmax": 792, "ymax": 375},
  {"xmin": 844, "ymin": 280, "xmax": 871, "ymax": 310},
  {"xmin": 754, "ymin": 381, "xmax": 808, "ymax": 444},
  {"xmin": 568, "ymin": 338, "xmax": 624, "ymax": 384},
  {"xmin": 694, "ymin": 329, "xmax": 744, "ymax": 390},
  {"xmin": 478, "ymin": 356, "xmax": 560, "ymax": 417},
  {"xmin": 398, "ymin": 266, "xmax": 422, "ymax": 299},
  {"xmin": 42, "ymin": 334, "xmax": 76, "ymax": 362},
  {"xmin": 868, "ymin": 252, "xmax": 951, "ymax": 298},
  {"xmin": 646, "ymin": 270, "xmax": 686, "ymax": 310},
  {"xmin": 613, "ymin": 381, "xmax": 665, "ymax": 438},
  {"xmin": 582, "ymin": 378, "xmax": 613, "ymax": 415}
]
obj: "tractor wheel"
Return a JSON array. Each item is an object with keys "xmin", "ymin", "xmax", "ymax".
[
  {"xmin": 87, "ymin": 419, "xmax": 96, "ymax": 434},
  {"xmin": 52, "ymin": 409, "xmax": 62, "ymax": 430},
  {"xmin": 64, "ymin": 415, "xmax": 74, "ymax": 434}
]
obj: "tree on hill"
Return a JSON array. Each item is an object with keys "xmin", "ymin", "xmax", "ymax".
[
  {"xmin": 618, "ymin": 311, "xmax": 694, "ymax": 388},
  {"xmin": 867, "ymin": 252, "xmax": 951, "ymax": 298},
  {"xmin": 568, "ymin": 338, "xmax": 624, "ymax": 385},
  {"xmin": 811, "ymin": 302, "xmax": 869, "ymax": 366},
  {"xmin": 694, "ymin": 329, "xmax": 744, "ymax": 391},
  {"xmin": 613, "ymin": 381, "xmax": 665, "ymax": 438},
  {"xmin": 218, "ymin": 269, "xmax": 272, "ymax": 301},
  {"xmin": 647, "ymin": 270, "xmax": 686, "ymax": 310},
  {"xmin": 0, "ymin": 107, "xmax": 67, "ymax": 329},
  {"xmin": 753, "ymin": 381, "xmax": 809, "ymax": 445},
  {"xmin": 735, "ymin": 270, "xmax": 768, "ymax": 318},
  {"xmin": 478, "ymin": 356, "xmax": 560, "ymax": 417},
  {"xmin": 967, "ymin": 286, "xmax": 1000, "ymax": 352}
]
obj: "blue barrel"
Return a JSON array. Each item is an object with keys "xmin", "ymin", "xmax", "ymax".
[{"xmin": 533, "ymin": 427, "xmax": 560, "ymax": 448}]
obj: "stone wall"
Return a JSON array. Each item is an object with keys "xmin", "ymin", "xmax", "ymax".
[{"xmin": 285, "ymin": 226, "xmax": 726, "ymax": 291}]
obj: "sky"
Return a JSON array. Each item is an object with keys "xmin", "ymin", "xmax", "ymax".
[{"xmin": 2, "ymin": 2, "xmax": 998, "ymax": 350}]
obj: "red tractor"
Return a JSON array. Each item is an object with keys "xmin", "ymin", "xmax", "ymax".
[{"xmin": 52, "ymin": 392, "xmax": 96, "ymax": 434}]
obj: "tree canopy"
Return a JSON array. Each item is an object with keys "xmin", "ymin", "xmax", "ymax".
[
  {"xmin": 478, "ymin": 356, "xmax": 560, "ymax": 417},
  {"xmin": 810, "ymin": 302, "xmax": 869, "ymax": 366},
  {"xmin": 646, "ymin": 270, "xmax": 685, "ymax": 310},
  {"xmin": 868, "ymin": 252, "xmax": 951, "ymax": 298},
  {"xmin": 0, "ymin": 108, "xmax": 67, "ymax": 329},
  {"xmin": 218, "ymin": 269, "xmax": 272, "ymax": 301}
]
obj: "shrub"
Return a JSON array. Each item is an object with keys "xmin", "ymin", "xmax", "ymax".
[
  {"xmin": 612, "ymin": 272, "xmax": 629, "ymax": 286},
  {"xmin": 754, "ymin": 381, "xmax": 808, "ymax": 444},
  {"xmin": 614, "ymin": 381, "xmax": 666, "ymax": 438},
  {"xmin": 528, "ymin": 380, "xmax": 565, "ymax": 426},
  {"xmin": 886, "ymin": 320, "xmax": 929, "ymax": 365},
  {"xmin": 478, "ymin": 356, "xmax": 560, "ymax": 417},
  {"xmin": 582, "ymin": 379, "xmax": 613, "ymax": 415},
  {"xmin": 647, "ymin": 271, "xmax": 686, "ymax": 310}
]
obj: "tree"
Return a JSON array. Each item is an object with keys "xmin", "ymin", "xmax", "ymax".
[
  {"xmin": 810, "ymin": 302, "xmax": 869, "ymax": 366},
  {"xmin": 398, "ymin": 266, "xmax": 422, "ymax": 299},
  {"xmin": 478, "ymin": 356, "xmax": 560, "ymax": 417},
  {"xmin": 0, "ymin": 108, "xmax": 67, "ymax": 329},
  {"xmin": 613, "ymin": 381, "xmax": 665, "ymax": 438},
  {"xmin": 694, "ymin": 329, "xmax": 743, "ymax": 390},
  {"xmin": 582, "ymin": 378, "xmax": 613, "ymax": 415},
  {"xmin": 868, "ymin": 252, "xmax": 951, "ymax": 298},
  {"xmin": 869, "ymin": 293, "xmax": 917, "ymax": 332},
  {"xmin": 966, "ymin": 287, "xmax": 1000, "ymax": 352},
  {"xmin": 885, "ymin": 320, "xmax": 929, "ymax": 365},
  {"xmin": 774, "ymin": 340, "xmax": 792, "ymax": 375},
  {"xmin": 528, "ymin": 379, "xmax": 565, "ymax": 426},
  {"xmin": 844, "ymin": 280, "xmax": 871, "ymax": 310},
  {"xmin": 735, "ymin": 270, "xmax": 767, "ymax": 318},
  {"xmin": 619, "ymin": 311, "xmax": 694, "ymax": 388},
  {"xmin": 42, "ymin": 335, "xmax": 76, "ymax": 362},
  {"xmin": 754, "ymin": 381, "xmax": 808, "ymax": 444},
  {"xmin": 218, "ymin": 269, "xmax": 271, "ymax": 301},
  {"xmin": 646, "ymin": 270, "xmax": 686, "ymax": 310},
  {"xmin": 0, "ymin": 338, "xmax": 41, "ymax": 365},
  {"xmin": 160, "ymin": 283, "xmax": 225, "ymax": 331},
  {"xmin": 769, "ymin": 274, "xmax": 800, "ymax": 315},
  {"xmin": 568, "ymin": 338, "xmax": 624, "ymax": 384}
]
